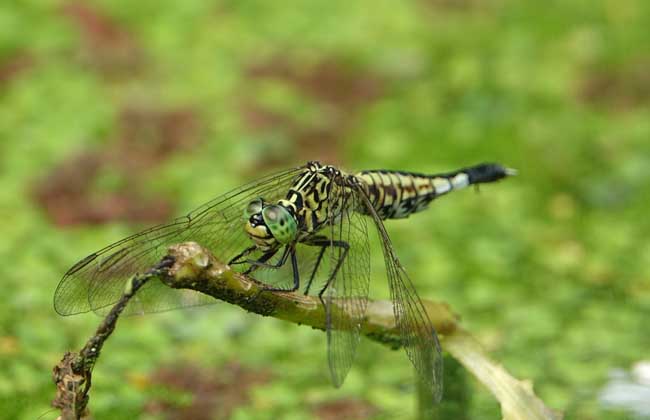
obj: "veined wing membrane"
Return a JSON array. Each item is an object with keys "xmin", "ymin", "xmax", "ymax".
[
  {"xmin": 324, "ymin": 183, "xmax": 371, "ymax": 386},
  {"xmin": 352, "ymin": 182, "xmax": 443, "ymax": 401},
  {"xmin": 54, "ymin": 165, "xmax": 304, "ymax": 316}
]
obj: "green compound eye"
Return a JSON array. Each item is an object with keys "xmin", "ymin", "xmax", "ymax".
[
  {"xmin": 262, "ymin": 205, "xmax": 297, "ymax": 244},
  {"xmin": 244, "ymin": 198, "xmax": 264, "ymax": 219}
]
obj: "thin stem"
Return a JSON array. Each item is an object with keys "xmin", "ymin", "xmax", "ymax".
[
  {"xmin": 51, "ymin": 242, "xmax": 561, "ymax": 420},
  {"xmin": 51, "ymin": 256, "xmax": 174, "ymax": 420}
]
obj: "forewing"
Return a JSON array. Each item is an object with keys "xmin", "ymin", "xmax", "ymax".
[
  {"xmin": 352, "ymin": 182, "xmax": 443, "ymax": 401},
  {"xmin": 324, "ymin": 183, "xmax": 371, "ymax": 387},
  {"xmin": 54, "ymin": 165, "xmax": 304, "ymax": 316}
]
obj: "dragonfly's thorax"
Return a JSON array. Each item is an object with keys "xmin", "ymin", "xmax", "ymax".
[
  {"xmin": 283, "ymin": 163, "xmax": 350, "ymax": 235},
  {"xmin": 242, "ymin": 161, "xmax": 343, "ymax": 251}
]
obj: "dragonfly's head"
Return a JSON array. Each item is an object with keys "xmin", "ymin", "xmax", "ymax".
[{"xmin": 244, "ymin": 198, "xmax": 298, "ymax": 249}]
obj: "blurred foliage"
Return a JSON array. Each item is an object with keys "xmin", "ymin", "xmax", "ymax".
[{"xmin": 1, "ymin": 0, "xmax": 649, "ymax": 419}]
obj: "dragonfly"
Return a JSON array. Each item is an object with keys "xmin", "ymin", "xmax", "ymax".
[{"xmin": 54, "ymin": 161, "xmax": 514, "ymax": 401}]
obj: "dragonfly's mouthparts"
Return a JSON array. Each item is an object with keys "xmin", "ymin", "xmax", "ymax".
[
  {"xmin": 248, "ymin": 212, "xmax": 264, "ymax": 227},
  {"xmin": 245, "ymin": 214, "xmax": 276, "ymax": 250}
]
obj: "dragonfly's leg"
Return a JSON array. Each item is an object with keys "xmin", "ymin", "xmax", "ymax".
[
  {"xmin": 253, "ymin": 248, "xmax": 300, "ymax": 300},
  {"xmin": 317, "ymin": 241, "xmax": 349, "ymax": 307},
  {"xmin": 303, "ymin": 245, "xmax": 327, "ymax": 295},
  {"xmin": 302, "ymin": 238, "xmax": 350, "ymax": 304},
  {"xmin": 228, "ymin": 245, "xmax": 257, "ymax": 265},
  {"xmin": 259, "ymin": 247, "xmax": 300, "ymax": 292},
  {"xmin": 244, "ymin": 245, "xmax": 290, "ymax": 273},
  {"xmin": 242, "ymin": 247, "xmax": 281, "ymax": 275}
]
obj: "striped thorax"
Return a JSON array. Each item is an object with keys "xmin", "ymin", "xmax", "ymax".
[{"xmin": 243, "ymin": 162, "xmax": 350, "ymax": 252}]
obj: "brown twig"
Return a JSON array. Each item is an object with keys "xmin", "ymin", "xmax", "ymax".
[
  {"xmin": 51, "ymin": 257, "xmax": 173, "ymax": 420},
  {"xmin": 52, "ymin": 242, "xmax": 561, "ymax": 419}
]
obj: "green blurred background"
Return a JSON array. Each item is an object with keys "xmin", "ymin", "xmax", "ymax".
[{"xmin": 1, "ymin": 0, "xmax": 649, "ymax": 419}]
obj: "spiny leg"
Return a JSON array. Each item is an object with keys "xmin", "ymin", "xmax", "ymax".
[
  {"xmin": 303, "ymin": 240, "xmax": 328, "ymax": 296},
  {"xmin": 255, "ymin": 246, "xmax": 300, "ymax": 295},
  {"xmin": 302, "ymin": 237, "xmax": 350, "ymax": 304},
  {"xmin": 228, "ymin": 245, "xmax": 257, "ymax": 266},
  {"xmin": 242, "ymin": 246, "xmax": 288, "ymax": 275},
  {"xmin": 317, "ymin": 242, "xmax": 349, "ymax": 306}
]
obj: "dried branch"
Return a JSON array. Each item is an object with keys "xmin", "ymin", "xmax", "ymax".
[{"xmin": 51, "ymin": 242, "xmax": 562, "ymax": 420}]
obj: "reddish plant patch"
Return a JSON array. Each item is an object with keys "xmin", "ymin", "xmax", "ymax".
[
  {"xmin": 33, "ymin": 106, "xmax": 200, "ymax": 226},
  {"xmin": 577, "ymin": 58, "xmax": 650, "ymax": 111},
  {"xmin": 247, "ymin": 57, "xmax": 383, "ymax": 111},
  {"xmin": 61, "ymin": 2, "xmax": 143, "ymax": 76},
  {"xmin": 242, "ymin": 56, "xmax": 385, "ymax": 169},
  {"xmin": 145, "ymin": 362, "xmax": 271, "ymax": 420},
  {"xmin": 0, "ymin": 53, "xmax": 34, "ymax": 86},
  {"xmin": 113, "ymin": 107, "xmax": 200, "ymax": 170},
  {"xmin": 312, "ymin": 398, "xmax": 378, "ymax": 420}
]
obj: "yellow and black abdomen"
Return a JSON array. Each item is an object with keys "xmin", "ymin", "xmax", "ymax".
[{"xmin": 355, "ymin": 163, "xmax": 513, "ymax": 220}]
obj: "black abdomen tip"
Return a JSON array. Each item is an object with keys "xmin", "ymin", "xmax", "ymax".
[{"xmin": 466, "ymin": 163, "xmax": 517, "ymax": 184}]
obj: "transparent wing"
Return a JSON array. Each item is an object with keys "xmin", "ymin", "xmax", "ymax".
[
  {"xmin": 352, "ymin": 181, "xmax": 443, "ymax": 401},
  {"xmin": 323, "ymin": 182, "xmax": 371, "ymax": 387},
  {"xmin": 54, "ymin": 165, "xmax": 306, "ymax": 316}
]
